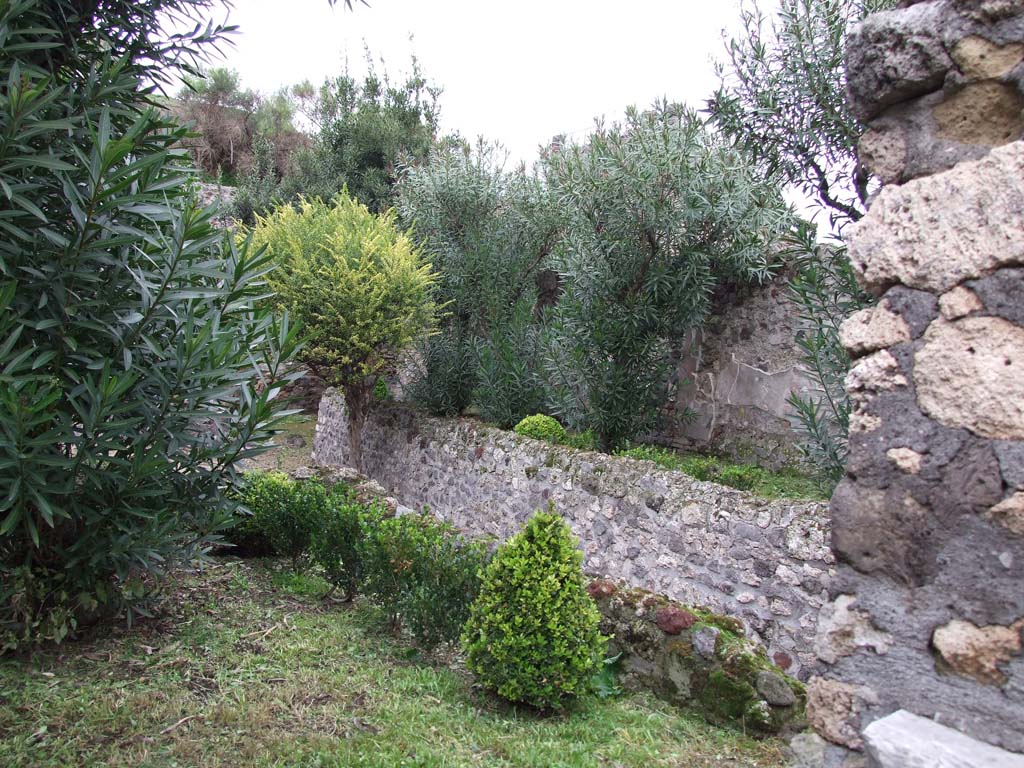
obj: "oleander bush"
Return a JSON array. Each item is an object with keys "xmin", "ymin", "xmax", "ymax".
[
  {"xmin": 396, "ymin": 142, "xmax": 559, "ymax": 421},
  {"xmin": 513, "ymin": 415, "xmax": 568, "ymax": 445},
  {"xmin": 0, "ymin": 0, "xmax": 300, "ymax": 651},
  {"xmin": 544, "ymin": 103, "xmax": 789, "ymax": 452},
  {"xmin": 405, "ymin": 326, "xmax": 479, "ymax": 417},
  {"xmin": 473, "ymin": 302, "xmax": 551, "ymax": 428},
  {"xmin": 462, "ymin": 510, "xmax": 606, "ymax": 711}
]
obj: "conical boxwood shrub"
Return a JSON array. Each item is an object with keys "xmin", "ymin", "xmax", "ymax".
[{"xmin": 461, "ymin": 509, "xmax": 606, "ymax": 710}]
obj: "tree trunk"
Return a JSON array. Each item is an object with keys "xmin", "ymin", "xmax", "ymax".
[{"xmin": 344, "ymin": 385, "xmax": 371, "ymax": 474}]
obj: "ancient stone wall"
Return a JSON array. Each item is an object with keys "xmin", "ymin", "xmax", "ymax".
[
  {"xmin": 802, "ymin": 2, "xmax": 1024, "ymax": 765},
  {"xmin": 588, "ymin": 579, "xmax": 807, "ymax": 736},
  {"xmin": 656, "ymin": 274, "xmax": 813, "ymax": 471},
  {"xmin": 313, "ymin": 392, "xmax": 832, "ymax": 677}
]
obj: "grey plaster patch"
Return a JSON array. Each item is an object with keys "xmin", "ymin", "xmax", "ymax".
[{"xmin": 969, "ymin": 268, "xmax": 1024, "ymax": 327}]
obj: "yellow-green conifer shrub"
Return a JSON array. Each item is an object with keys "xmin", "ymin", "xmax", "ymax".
[
  {"xmin": 248, "ymin": 194, "xmax": 439, "ymax": 470},
  {"xmin": 461, "ymin": 510, "xmax": 606, "ymax": 711},
  {"xmin": 513, "ymin": 414, "xmax": 568, "ymax": 445}
]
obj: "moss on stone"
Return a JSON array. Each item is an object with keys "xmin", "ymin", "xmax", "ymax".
[
  {"xmin": 616, "ymin": 586, "xmax": 670, "ymax": 612},
  {"xmin": 699, "ymin": 670, "xmax": 765, "ymax": 728},
  {"xmin": 692, "ymin": 608, "xmax": 746, "ymax": 636},
  {"xmin": 664, "ymin": 637, "xmax": 695, "ymax": 659},
  {"xmin": 591, "ymin": 580, "xmax": 804, "ymax": 736}
]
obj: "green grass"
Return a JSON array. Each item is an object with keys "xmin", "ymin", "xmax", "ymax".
[
  {"xmin": 0, "ymin": 560, "xmax": 786, "ymax": 768},
  {"xmin": 244, "ymin": 414, "xmax": 318, "ymax": 475},
  {"xmin": 614, "ymin": 444, "xmax": 827, "ymax": 501}
]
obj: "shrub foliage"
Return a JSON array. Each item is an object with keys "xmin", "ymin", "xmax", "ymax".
[
  {"xmin": 241, "ymin": 473, "xmax": 328, "ymax": 569},
  {"xmin": 0, "ymin": 0, "xmax": 300, "ymax": 650},
  {"xmin": 396, "ymin": 142, "xmax": 559, "ymax": 422},
  {"xmin": 462, "ymin": 510, "xmax": 606, "ymax": 710},
  {"xmin": 310, "ymin": 486, "xmax": 383, "ymax": 600},
  {"xmin": 545, "ymin": 103, "xmax": 789, "ymax": 451},
  {"xmin": 513, "ymin": 415, "xmax": 568, "ymax": 445},
  {"xmin": 286, "ymin": 58, "xmax": 441, "ymax": 214},
  {"xmin": 249, "ymin": 194, "xmax": 438, "ymax": 470},
  {"xmin": 361, "ymin": 512, "xmax": 490, "ymax": 650}
]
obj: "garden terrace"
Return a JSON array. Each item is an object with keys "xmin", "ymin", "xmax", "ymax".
[
  {"xmin": 0, "ymin": 560, "xmax": 788, "ymax": 768},
  {"xmin": 313, "ymin": 394, "xmax": 833, "ymax": 677}
]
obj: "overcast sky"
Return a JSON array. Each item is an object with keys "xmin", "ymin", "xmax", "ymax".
[{"xmin": 209, "ymin": 0, "xmax": 751, "ymax": 167}]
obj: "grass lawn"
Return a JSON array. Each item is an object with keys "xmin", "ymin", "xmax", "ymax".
[
  {"xmin": 0, "ymin": 560, "xmax": 788, "ymax": 768},
  {"xmin": 244, "ymin": 414, "xmax": 319, "ymax": 475},
  {"xmin": 614, "ymin": 444, "xmax": 827, "ymax": 501}
]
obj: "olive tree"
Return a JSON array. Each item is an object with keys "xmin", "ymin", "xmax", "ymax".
[
  {"xmin": 545, "ymin": 103, "xmax": 790, "ymax": 452},
  {"xmin": 708, "ymin": 0, "xmax": 897, "ymax": 226},
  {"xmin": 249, "ymin": 195, "xmax": 438, "ymax": 471},
  {"xmin": 708, "ymin": 0, "xmax": 897, "ymax": 485},
  {"xmin": 395, "ymin": 141, "xmax": 559, "ymax": 424}
]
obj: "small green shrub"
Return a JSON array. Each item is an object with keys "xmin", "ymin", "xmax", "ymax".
[
  {"xmin": 400, "ymin": 529, "xmax": 491, "ymax": 651},
  {"xmin": 462, "ymin": 510, "xmax": 606, "ymax": 711},
  {"xmin": 359, "ymin": 512, "xmax": 490, "ymax": 649},
  {"xmin": 564, "ymin": 430, "xmax": 598, "ymax": 452},
  {"xmin": 373, "ymin": 379, "xmax": 390, "ymax": 402},
  {"xmin": 360, "ymin": 513, "xmax": 437, "ymax": 622},
  {"xmin": 243, "ymin": 472, "xmax": 324, "ymax": 568},
  {"xmin": 513, "ymin": 414, "xmax": 568, "ymax": 445},
  {"xmin": 220, "ymin": 505, "xmax": 275, "ymax": 558},
  {"xmin": 311, "ymin": 488, "xmax": 384, "ymax": 600}
]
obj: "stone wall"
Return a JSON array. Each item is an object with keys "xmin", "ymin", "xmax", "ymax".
[
  {"xmin": 803, "ymin": 2, "xmax": 1024, "ymax": 765},
  {"xmin": 657, "ymin": 275, "xmax": 813, "ymax": 471},
  {"xmin": 588, "ymin": 579, "xmax": 807, "ymax": 736},
  {"xmin": 313, "ymin": 392, "xmax": 833, "ymax": 678}
]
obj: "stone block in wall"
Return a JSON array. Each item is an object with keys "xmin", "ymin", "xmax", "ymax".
[
  {"xmin": 863, "ymin": 710, "xmax": 1024, "ymax": 768},
  {"xmin": 914, "ymin": 315, "xmax": 1024, "ymax": 439},
  {"xmin": 587, "ymin": 579, "xmax": 806, "ymax": 736},
  {"xmin": 846, "ymin": 1, "xmax": 953, "ymax": 122},
  {"xmin": 848, "ymin": 140, "xmax": 1024, "ymax": 295},
  {"xmin": 848, "ymin": 1, "xmax": 1024, "ymax": 184}
]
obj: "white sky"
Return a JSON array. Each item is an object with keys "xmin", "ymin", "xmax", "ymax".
[{"xmin": 210, "ymin": 0, "xmax": 750, "ymax": 168}]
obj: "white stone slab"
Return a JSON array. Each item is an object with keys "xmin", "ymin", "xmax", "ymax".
[{"xmin": 864, "ymin": 710, "xmax": 1024, "ymax": 768}]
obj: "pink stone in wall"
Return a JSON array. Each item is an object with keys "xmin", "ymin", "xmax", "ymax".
[
  {"xmin": 773, "ymin": 651, "xmax": 793, "ymax": 671},
  {"xmin": 586, "ymin": 579, "xmax": 618, "ymax": 600},
  {"xmin": 656, "ymin": 606, "xmax": 698, "ymax": 635}
]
